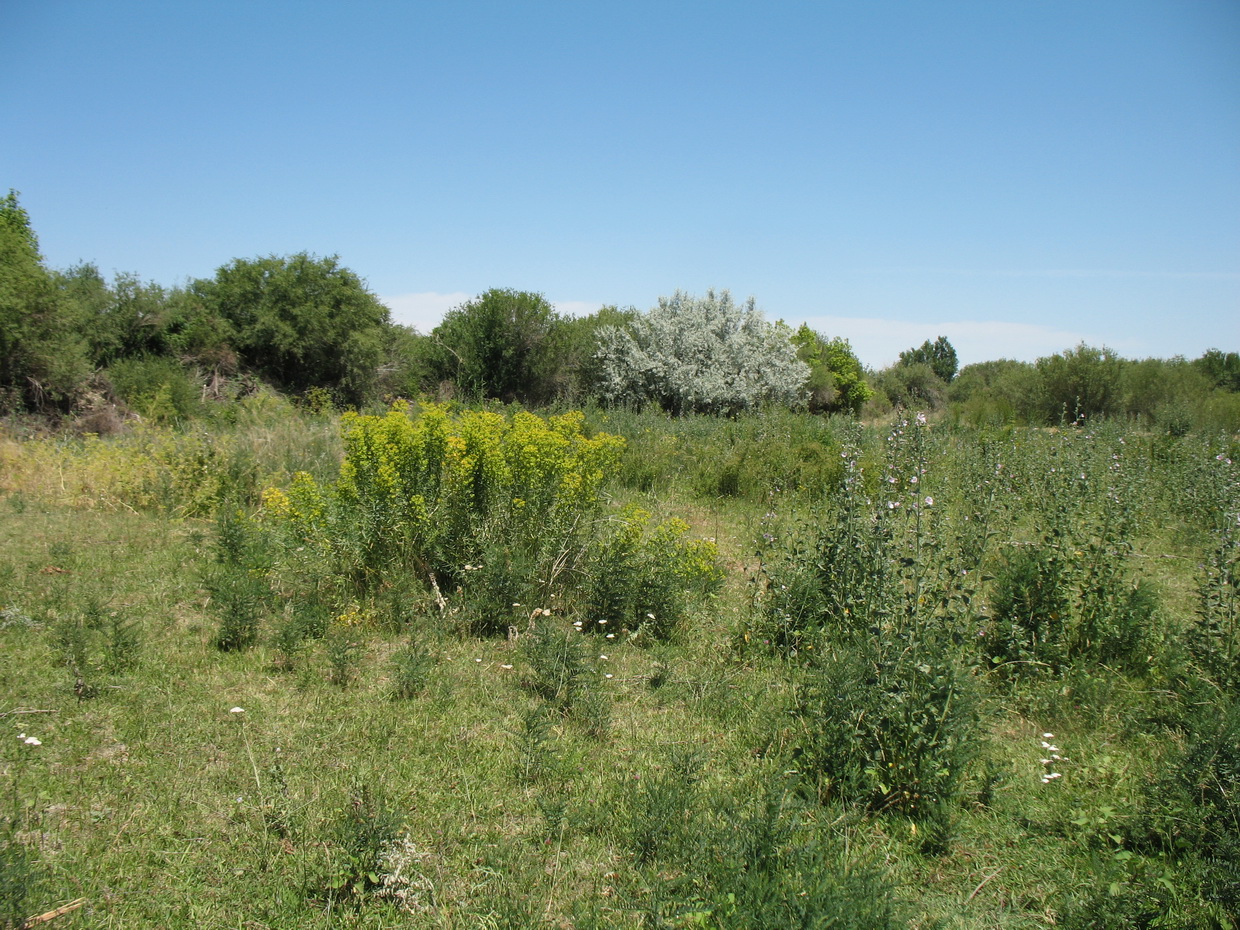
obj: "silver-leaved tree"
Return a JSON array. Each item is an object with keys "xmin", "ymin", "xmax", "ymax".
[{"xmin": 593, "ymin": 289, "xmax": 809, "ymax": 416}]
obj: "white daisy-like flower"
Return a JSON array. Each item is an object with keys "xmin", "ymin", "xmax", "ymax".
[
  {"xmin": 230, "ymin": 707, "xmax": 245, "ymax": 714},
  {"xmin": 24, "ymin": 737, "xmax": 41, "ymax": 746}
]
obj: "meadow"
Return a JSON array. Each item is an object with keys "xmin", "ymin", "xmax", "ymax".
[{"xmin": 1, "ymin": 396, "xmax": 1237, "ymax": 929}]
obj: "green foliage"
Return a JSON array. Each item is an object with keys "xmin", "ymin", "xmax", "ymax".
[
  {"xmin": 755, "ymin": 435, "xmax": 894, "ymax": 654},
  {"xmin": 622, "ymin": 747, "xmax": 705, "ymax": 865},
  {"xmin": 558, "ymin": 304, "xmax": 639, "ymax": 400},
  {"xmin": 260, "ymin": 404, "xmax": 722, "ymax": 643},
  {"xmin": 1194, "ymin": 348, "xmax": 1240, "ymax": 392},
  {"xmin": 427, "ymin": 288, "xmax": 566, "ymax": 404},
  {"xmin": 1189, "ymin": 456, "xmax": 1240, "ymax": 695},
  {"xmin": 622, "ymin": 768, "xmax": 909, "ymax": 929},
  {"xmin": 325, "ymin": 623, "xmax": 363, "ymax": 688},
  {"xmin": 105, "ymin": 356, "xmax": 200, "ymax": 423},
  {"xmin": 984, "ymin": 545, "xmax": 1074, "ymax": 675},
  {"xmin": 207, "ymin": 505, "xmax": 271, "ymax": 651},
  {"xmin": 0, "ymin": 821, "xmax": 43, "ymax": 930},
  {"xmin": 948, "ymin": 359, "xmax": 1040, "ymax": 425},
  {"xmin": 580, "ymin": 508, "xmax": 724, "ymax": 643},
  {"xmin": 322, "ymin": 779, "xmax": 404, "ymax": 902},
  {"xmin": 194, "ymin": 252, "xmax": 389, "ymax": 406},
  {"xmin": 792, "ymin": 325, "xmax": 872, "ymax": 415},
  {"xmin": 58, "ymin": 267, "xmax": 177, "ymax": 367},
  {"xmin": 1036, "ymin": 343, "xmax": 1124, "ymax": 423},
  {"xmin": 0, "ymin": 191, "xmax": 90, "ymax": 413},
  {"xmin": 899, "ymin": 335, "xmax": 959, "ymax": 383},
  {"xmin": 689, "ymin": 791, "xmax": 908, "ymax": 929},
  {"xmin": 1126, "ymin": 699, "xmax": 1240, "ymax": 925},
  {"xmin": 6, "ymin": 407, "xmax": 1240, "ymax": 927},
  {"xmin": 389, "ymin": 637, "xmax": 434, "ymax": 699},
  {"xmin": 522, "ymin": 616, "xmax": 597, "ymax": 716},
  {"xmin": 793, "ymin": 642, "xmax": 981, "ymax": 818},
  {"xmin": 873, "ymin": 361, "xmax": 948, "ymax": 411},
  {"xmin": 756, "ymin": 419, "xmax": 984, "ymax": 819},
  {"xmin": 593, "ymin": 289, "xmax": 809, "ymax": 416}
]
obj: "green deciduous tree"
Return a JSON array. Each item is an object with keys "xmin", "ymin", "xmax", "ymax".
[
  {"xmin": 899, "ymin": 336, "xmax": 958, "ymax": 383},
  {"xmin": 874, "ymin": 361, "xmax": 947, "ymax": 411},
  {"xmin": 1035, "ymin": 343, "xmax": 1123, "ymax": 423},
  {"xmin": 593, "ymin": 289, "xmax": 808, "ymax": 416},
  {"xmin": 791, "ymin": 325, "xmax": 872, "ymax": 416},
  {"xmin": 56, "ymin": 264, "xmax": 176, "ymax": 366},
  {"xmin": 426, "ymin": 288, "xmax": 565, "ymax": 404},
  {"xmin": 1194, "ymin": 349, "xmax": 1240, "ymax": 392},
  {"xmin": 194, "ymin": 253, "xmax": 389, "ymax": 406},
  {"xmin": 0, "ymin": 191, "xmax": 90, "ymax": 413}
]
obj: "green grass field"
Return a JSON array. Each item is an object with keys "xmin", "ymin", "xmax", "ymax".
[{"xmin": 2, "ymin": 405, "xmax": 1237, "ymax": 928}]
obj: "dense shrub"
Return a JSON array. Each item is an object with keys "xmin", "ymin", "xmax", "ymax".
[
  {"xmin": 424, "ymin": 288, "xmax": 567, "ymax": 404},
  {"xmin": 593, "ymin": 289, "xmax": 808, "ymax": 415},
  {"xmin": 105, "ymin": 356, "xmax": 201, "ymax": 423},
  {"xmin": 260, "ymin": 404, "xmax": 722, "ymax": 639}
]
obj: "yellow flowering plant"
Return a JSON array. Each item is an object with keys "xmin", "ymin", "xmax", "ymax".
[{"xmin": 258, "ymin": 403, "xmax": 722, "ymax": 639}]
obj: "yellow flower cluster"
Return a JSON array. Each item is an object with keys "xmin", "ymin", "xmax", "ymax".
[{"xmin": 260, "ymin": 403, "xmax": 625, "ymax": 574}]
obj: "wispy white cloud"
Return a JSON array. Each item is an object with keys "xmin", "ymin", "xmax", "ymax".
[
  {"xmin": 856, "ymin": 267, "xmax": 1240, "ymax": 280},
  {"xmin": 797, "ymin": 315, "xmax": 1103, "ymax": 370},
  {"xmin": 380, "ymin": 292, "xmax": 472, "ymax": 333},
  {"xmin": 553, "ymin": 300, "xmax": 604, "ymax": 318}
]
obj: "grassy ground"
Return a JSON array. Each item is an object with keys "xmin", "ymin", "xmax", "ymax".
[{"xmin": 1, "ymin": 409, "xmax": 1236, "ymax": 928}]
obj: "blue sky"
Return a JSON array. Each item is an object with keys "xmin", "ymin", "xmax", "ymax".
[{"xmin": 4, "ymin": 0, "xmax": 1238, "ymax": 368}]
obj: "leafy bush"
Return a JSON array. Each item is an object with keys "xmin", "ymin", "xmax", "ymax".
[
  {"xmin": 1124, "ymin": 699, "xmax": 1240, "ymax": 925},
  {"xmin": 263, "ymin": 404, "xmax": 622, "ymax": 599},
  {"xmin": 899, "ymin": 336, "xmax": 959, "ymax": 383},
  {"xmin": 425, "ymin": 288, "xmax": 566, "ymax": 404},
  {"xmin": 593, "ymin": 289, "xmax": 808, "ymax": 416},
  {"xmin": 261, "ymin": 404, "xmax": 722, "ymax": 641},
  {"xmin": 193, "ymin": 252, "xmax": 389, "ymax": 406},
  {"xmin": 207, "ymin": 505, "xmax": 271, "ymax": 651},
  {"xmin": 983, "ymin": 545, "xmax": 1074, "ymax": 675},
  {"xmin": 579, "ymin": 508, "xmax": 724, "ymax": 642},
  {"xmin": 105, "ymin": 356, "xmax": 200, "ymax": 423},
  {"xmin": 792, "ymin": 325, "xmax": 872, "ymax": 415},
  {"xmin": 792, "ymin": 642, "xmax": 981, "ymax": 818}
]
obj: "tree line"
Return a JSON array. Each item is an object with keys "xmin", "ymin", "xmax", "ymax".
[{"xmin": 3, "ymin": 192, "xmax": 1237, "ymax": 431}]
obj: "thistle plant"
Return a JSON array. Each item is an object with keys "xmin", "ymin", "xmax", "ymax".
[
  {"xmin": 757, "ymin": 415, "xmax": 984, "ymax": 819},
  {"xmin": 984, "ymin": 427, "xmax": 1157, "ymax": 677}
]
